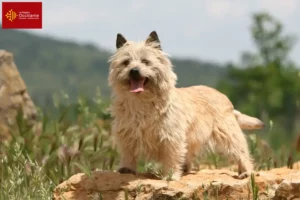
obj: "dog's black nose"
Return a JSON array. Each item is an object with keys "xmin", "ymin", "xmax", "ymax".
[{"xmin": 129, "ymin": 67, "xmax": 141, "ymax": 80}]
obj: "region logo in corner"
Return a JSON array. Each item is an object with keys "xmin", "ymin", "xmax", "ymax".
[{"xmin": 2, "ymin": 2, "xmax": 42, "ymax": 29}]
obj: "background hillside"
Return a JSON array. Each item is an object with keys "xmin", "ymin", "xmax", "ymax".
[{"xmin": 0, "ymin": 29, "xmax": 226, "ymax": 106}]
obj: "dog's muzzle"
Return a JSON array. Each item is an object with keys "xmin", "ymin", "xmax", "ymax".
[{"xmin": 129, "ymin": 67, "xmax": 146, "ymax": 93}]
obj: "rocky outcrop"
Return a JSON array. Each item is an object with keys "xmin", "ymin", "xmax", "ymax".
[
  {"xmin": 0, "ymin": 50, "xmax": 37, "ymax": 139},
  {"xmin": 54, "ymin": 164, "xmax": 300, "ymax": 200}
]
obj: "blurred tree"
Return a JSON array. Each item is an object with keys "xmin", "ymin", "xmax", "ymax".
[{"xmin": 217, "ymin": 12, "xmax": 300, "ymax": 138}]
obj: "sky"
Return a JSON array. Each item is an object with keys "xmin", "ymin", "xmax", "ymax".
[{"xmin": 1, "ymin": 0, "xmax": 300, "ymax": 64}]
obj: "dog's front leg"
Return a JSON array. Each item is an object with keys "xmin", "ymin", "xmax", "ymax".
[
  {"xmin": 159, "ymin": 140, "xmax": 187, "ymax": 181},
  {"xmin": 117, "ymin": 138, "xmax": 137, "ymax": 175}
]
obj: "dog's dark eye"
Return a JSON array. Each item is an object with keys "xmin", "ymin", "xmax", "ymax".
[
  {"xmin": 141, "ymin": 59, "xmax": 150, "ymax": 65},
  {"xmin": 122, "ymin": 59, "xmax": 130, "ymax": 66}
]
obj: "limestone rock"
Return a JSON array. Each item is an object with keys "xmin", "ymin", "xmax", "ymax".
[
  {"xmin": 0, "ymin": 50, "xmax": 37, "ymax": 139},
  {"xmin": 53, "ymin": 167, "xmax": 300, "ymax": 200}
]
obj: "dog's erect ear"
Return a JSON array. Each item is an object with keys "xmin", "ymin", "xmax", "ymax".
[
  {"xmin": 145, "ymin": 31, "xmax": 161, "ymax": 50},
  {"xmin": 116, "ymin": 33, "xmax": 127, "ymax": 49}
]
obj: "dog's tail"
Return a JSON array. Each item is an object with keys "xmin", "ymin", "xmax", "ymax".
[{"xmin": 234, "ymin": 110, "xmax": 265, "ymax": 130}]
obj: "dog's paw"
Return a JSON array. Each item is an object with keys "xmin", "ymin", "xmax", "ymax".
[
  {"xmin": 238, "ymin": 172, "xmax": 250, "ymax": 179},
  {"xmin": 237, "ymin": 171, "xmax": 258, "ymax": 179},
  {"xmin": 182, "ymin": 163, "xmax": 190, "ymax": 174},
  {"xmin": 118, "ymin": 167, "xmax": 136, "ymax": 175}
]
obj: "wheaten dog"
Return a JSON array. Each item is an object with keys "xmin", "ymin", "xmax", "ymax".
[{"xmin": 108, "ymin": 31, "xmax": 264, "ymax": 180}]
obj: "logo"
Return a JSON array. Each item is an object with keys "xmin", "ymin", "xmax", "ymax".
[
  {"xmin": 5, "ymin": 9, "xmax": 17, "ymax": 22},
  {"xmin": 2, "ymin": 2, "xmax": 42, "ymax": 29}
]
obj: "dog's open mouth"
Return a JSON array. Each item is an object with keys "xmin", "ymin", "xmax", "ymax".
[{"xmin": 129, "ymin": 78, "xmax": 148, "ymax": 93}]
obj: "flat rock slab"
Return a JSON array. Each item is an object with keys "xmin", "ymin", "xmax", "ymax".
[{"xmin": 53, "ymin": 167, "xmax": 300, "ymax": 200}]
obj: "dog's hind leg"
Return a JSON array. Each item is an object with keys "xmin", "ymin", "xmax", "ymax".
[{"xmin": 214, "ymin": 115, "xmax": 254, "ymax": 179}]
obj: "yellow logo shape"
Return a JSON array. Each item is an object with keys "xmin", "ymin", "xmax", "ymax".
[{"xmin": 5, "ymin": 9, "xmax": 17, "ymax": 22}]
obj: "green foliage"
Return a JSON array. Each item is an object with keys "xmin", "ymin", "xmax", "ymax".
[
  {"xmin": 217, "ymin": 12, "xmax": 300, "ymax": 149},
  {"xmin": 250, "ymin": 173, "xmax": 259, "ymax": 200},
  {"xmin": 0, "ymin": 143, "xmax": 55, "ymax": 200},
  {"xmin": 0, "ymin": 91, "xmax": 116, "ymax": 199}
]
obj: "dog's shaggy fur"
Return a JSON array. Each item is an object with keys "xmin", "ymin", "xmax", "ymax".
[{"xmin": 108, "ymin": 31, "xmax": 264, "ymax": 180}]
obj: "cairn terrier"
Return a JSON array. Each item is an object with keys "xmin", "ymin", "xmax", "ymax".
[{"xmin": 108, "ymin": 31, "xmax": 264, "ymax": 180}]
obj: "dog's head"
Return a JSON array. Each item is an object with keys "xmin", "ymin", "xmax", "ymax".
[{"xmin": 108, "ymin": 31, "xmax": 177, "ymax": 98}]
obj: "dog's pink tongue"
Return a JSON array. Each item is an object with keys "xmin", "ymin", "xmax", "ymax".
[{"xmin": 130, "ymin": 79, "xmax": 145, "ymax": 93}]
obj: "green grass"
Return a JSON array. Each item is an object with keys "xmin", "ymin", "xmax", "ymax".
[
  {"xmin": 0, "ymin": 90, "xmax": 116, "ymax": 200},
  {"xmin": 0, "ymin": 90, "xmax": 299, "ymax": 200}
]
